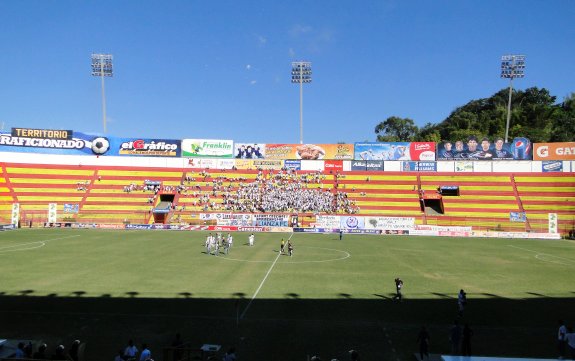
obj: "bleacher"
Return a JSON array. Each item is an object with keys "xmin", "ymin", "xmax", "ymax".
[
  {"xmin": 514, "ymin": 174, "xmax": 575, "ymax": 233},
  {"xmin": 0, "ymin": 162, "xmax": 573, "ymax": 234}
]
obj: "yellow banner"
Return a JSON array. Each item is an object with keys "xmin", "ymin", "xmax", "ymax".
[{"xmin": 264, "ymin": 144, "xmax": 354, "ymax": 160}]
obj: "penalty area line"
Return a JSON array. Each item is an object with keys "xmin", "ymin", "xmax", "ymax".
[{"xmin": 239, "ymin": 232, "xmax": 293, "ymax": 320}]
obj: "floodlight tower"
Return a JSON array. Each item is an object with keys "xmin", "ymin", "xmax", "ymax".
[
  {"xmin": 91, "ymin": 53, "xmax": 113, "ymax": 133},
  {"xmin": 500, "ymin": 54, "xmax": 525, "ymax": 143},
  {"xmin": 291, "ymin": 61, "xmax": 312, "ymax": 144}
]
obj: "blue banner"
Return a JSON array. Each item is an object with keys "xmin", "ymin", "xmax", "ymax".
[
  {"xmin": 542, "ymin": 161, "xmax": 563, "ymax": 172},
  {"xmin": 510, "ymin": 212, "xmax": 527, "ymax": 222},
  {"xmin": 284, "ymin": 160, "xmax": 301, "ymax": 170},
  {"xmin": 402, "ymin": 161, "xmax": 437, "ymax": 172},
  {"xmin": 354, "ymin": 142, "xmax": 411, "ymax": 161}
]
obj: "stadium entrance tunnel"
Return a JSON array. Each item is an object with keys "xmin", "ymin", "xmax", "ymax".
[
  {"xmin": 152, "ymin": 194, "xmax": 175, "ymax": 224},
  {"xmin": 421, "ymin": 197, "xmax": 444, "ymax": 214}
]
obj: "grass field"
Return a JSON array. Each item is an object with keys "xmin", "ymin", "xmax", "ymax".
[{"xmin": 0, "ymin": 228, "xmax": 573, "ymax": 361}]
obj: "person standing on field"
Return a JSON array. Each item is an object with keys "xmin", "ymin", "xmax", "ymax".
[{"xmin": 280, "ymin": 238, "xmax": 285, "ymax": 254}]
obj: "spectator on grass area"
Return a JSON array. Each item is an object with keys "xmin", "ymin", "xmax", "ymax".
[
  {"xmin": 393, "ymin": 278, "xmax": 403, "ymax": 302},
  {"xmin": 113, "ymin": 349, "xmax": 124, "ymax": 361},
  {"xmin": 449, "ymin": 320, "xmax": 462, "ymax": 355},
  {"xmin": 69, "ymin": 339, "xmax": 81, "ymax": 361},
  {"xmin": 349, "ymin": 349, "xmax": 360, "ymax": 360},
  {"xmin": 462, "ymin": 323, "xmax": 473, "ymax": 356},
  {"xmin": 222, "ymin": 347, "xmax": 237, "ymax": 361},
  {"xmin": 33, "ymin": 343, "xmax": 47, "ymax": 359},
  {"xmin": 139, "ymin": 343, "xmax": 152, "ymax": 361},
  {"xmin": 458, "ymin": 289, "xmax": 467, "ymax": 316},
  {"xmin": 171, "ymin": 333, "xmax": 184, "ymax": 361},
  {"xmin": 14, "ymin": 342, "xmax": 25, "ymax": 359},
  {"xmin": 52, "ymin": 344, "xmax": 65, "ymax": 360},
  {"xmin": 416, "ymin": 326, "xmax": 430, "ymax": 361},
  {"xmin": 123, "ymin": 340, "xmax": 138, "ymax": 361},
  {"xmin": 566, "ymin": 326, "xmax": 575, "ymax": 360},
  {"xmin": 558, "ymin": 320, "xmax": 567, "ymax": 359}
]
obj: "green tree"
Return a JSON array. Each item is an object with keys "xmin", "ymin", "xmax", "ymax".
[
  {"xmin": 550, "ymin": 93, "xmax": 575, "ymax": 142},
  {"xmin": 375, "ymin": 116, "xmax": 418, "ymax": 142}
]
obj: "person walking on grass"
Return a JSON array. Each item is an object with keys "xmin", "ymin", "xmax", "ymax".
[
  {"xmin": 287, "ymin": 240, "xmax": 293, "ymax": 257},
  {"xmin": 393, "ymin": 277, "xmax": 403, "ymax": 302},
  {"xmin": 280, "ymin": 238, "xmax": 285, "ymax": 254},
  {"xmin": 416, "ymin": 325, "xmax": 430, "ymax": 361}
]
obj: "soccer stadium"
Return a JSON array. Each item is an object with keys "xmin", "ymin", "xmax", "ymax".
[
  {"xmin": 2, "ymin": 2, "xmax": 575, "ymax": 361},
  {"xmin": 0, "ymin": 129, "xmax": 573, "ymax": 361}
]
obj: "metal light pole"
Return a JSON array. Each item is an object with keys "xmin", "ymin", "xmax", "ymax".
[
  {"xmin": 500, "ymin": 54, "xmax": 525, "ymax": 143},
  {"xmin": 291, "ymin": 61, "xmax": 312, "ymax": 144},
  {"xmin": 91, "ymin": 54, "xmax": 113, "ymax": 133}
]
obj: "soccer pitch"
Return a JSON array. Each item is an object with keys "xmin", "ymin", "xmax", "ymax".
[{"xmin": 0, "ymin": 229, "xmax": 573, "ymax": 361}]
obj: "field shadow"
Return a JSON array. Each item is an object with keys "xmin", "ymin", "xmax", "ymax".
[{"xmin": 0, "ymin": 293, "xmax": 572, "ymax": 361}]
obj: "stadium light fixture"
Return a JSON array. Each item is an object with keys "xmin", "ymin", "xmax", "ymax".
[
  {"xmin": 91, "ymin": 53, "xmax": 113, "ymax": 134},
  {"xmin": 291, "ymin": 61, "xmax": 312, "ymax": 144},
  {"xmin": 500, "ymin": 54, "xmax": 525, "ymax": 143}
]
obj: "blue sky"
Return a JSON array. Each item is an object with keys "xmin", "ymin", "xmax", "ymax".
[{"xmin": 0, "ymin": 1, "xmax": 573, "ymax": 144}]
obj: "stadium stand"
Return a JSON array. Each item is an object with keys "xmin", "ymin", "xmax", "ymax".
[{"xmin": 1, "ymin": 162, "xmax": 574, "ymax": 234}]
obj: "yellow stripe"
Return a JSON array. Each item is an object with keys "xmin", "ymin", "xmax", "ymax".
[
  {"xmin": 343, "ymin": 175, "xmax": 417, "ymax": 181},
  {"xmin": 515, "ymin": 176, "xmax": 574, "ymax": 183},
  {"xmin": 10, "ymin": 178, "xmax": 81, "ymax": 185},
  {"xmin": 517, "ymin": 186, "xmax": 575, "ymax": 192},
  {"xmin": 421, "ymin": 175, "xmax": 511, "ymax": 182},
  {"xmin": 81, "ymin": 205, "xmax": 151, "ymax": 211},
  {"xmin": 6, "ymin": 167, "xmax": 94, "ymax": 176},
  {"xmin": 97, "ymin": 170, "xmax": 182, "ymax": 177},
  {"xmin": 12, "ymin": 188, "xmax": 79, "ymax": 193},
  {"xmin": 523, "ymin": 204, "xmax": 575, "ymax": 211},
  {"xmin": 85, "ymin": 197, "xmax": 150, "ymax": 202},
  {"xmin": 17, "ymin": 196, "xmax": 83, "ymax": 201},
  {"xmin": 522, "ymin": 196, "xmax": 575, "ymax": 201}
]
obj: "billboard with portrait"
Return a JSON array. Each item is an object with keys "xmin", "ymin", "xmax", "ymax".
[{"xmin": 437, "ymin": 136, "xmax": 531, "ymax": 160}]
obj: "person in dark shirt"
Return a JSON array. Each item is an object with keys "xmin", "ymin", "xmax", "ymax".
[
  {"xmin": 393, "ymin": 277, "xmax": 404, "ymax": 301},
  {"xmin": 493, "ymin": 137, "xmax": 513, "ymax": 159}
]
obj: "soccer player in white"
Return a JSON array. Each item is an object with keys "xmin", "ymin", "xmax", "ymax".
[{"xmin": 248, "ymin": 233, "xmax": 254, "ymax": 246}]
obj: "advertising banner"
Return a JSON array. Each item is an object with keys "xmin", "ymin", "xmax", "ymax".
[
  {"xmin": 200, "ymin": 213, "xmax": 253, "ymax": 226},
  {"xmin": 455, "ymin": 161, "xmax": 473, "ymax": 172},
  {"xmin": 253, "ymin": 214, "xmax": 289, "ymax": 227},
  {"xmin": 233, "ymin": 143, "xmax": 266, "ymax": 159},
  {"xmin": 365, "ymin": 216, "xmax": 415, "ymax": 230},
  {"xmin": 252, "ymin": 159, "xmax": 284, "ymax": 170},
  {"xmin": 437, "ymin": 137, "xmax": 531, "ymax": 160},
  {"xmin": 534, "ymin": 142, "xmax": 575, "ymax": 161},
  {"xmin": 340, "ymin": 216, "xmax": 365, "ymax": 230},
  {"xmin": 409, "ymin": 142, "xmax": 436, "ymax": 160},
  {"xmin": 181, "ymin": 139, "xmax": 234, "ymax": 158},
  {"xmin": 354, "ymin": 142, "xmax": 411, "ymax": 161},
  {"xmin": 401, "ymin": 161, "xmax": 437, "ymax": 172},
  {"xmin": 284, "ymin": 160, "xmax": 301, "ymax": 170},
  {"xmin": 351, "ymin": 160, "xmax": 367, "ymax": 171},
  {"xmin": 115, "ymin": 138, "xmax": 181, "ymax": 157},
  {"xmin": 542, "ymin": 161, "xmax": 563, "ymax": 172},
  {"xmin": 324, "ymin": 160, "xmax": 343, "ymax": 172},
  {"xmin": 0, "ymin": 129, "xmax": 114, "ymax": 156},
  {"xmin": 264, "ymin": 144, "xmax": 353, "ymax": 160},
  {"xmin": 48, "ymin": 203, "xmax": 57, "ymax": 223},
  {"xmin": 366, "ymin": 160, "xmax": 384, "ymax": 171},
  {"xmin": 509, "ymin": 212, "xmax": 527, "ymax": 222},
  {"xmin": 316, "ymin": 215, "xmax": 341, "ymax": 228},
  {"xmin": 11, "ymin": 203, "xmax": 20, "ymax": 226},
  {"xmin": 549, "ymin": 213, "xmax": 558, "ymax": 233},
  {"xmin": 438, "ymin": 137, "xmax": 511, "ymax": 160},
  {"xmin": 63, "ymin": 204, "xmax": 79, "ymax": 213}
]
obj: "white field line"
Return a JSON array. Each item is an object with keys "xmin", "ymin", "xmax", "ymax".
[
  {"xmin": 507, "ymin": 244, "xmax": 575, "ymax": 265},
  {"xmin": 0, "ymin": 235, "xmax": 81, "ymax": 254},
  {"xmin": 240, "ymin": 233, "xmax": 294, "ymax": 320}
]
